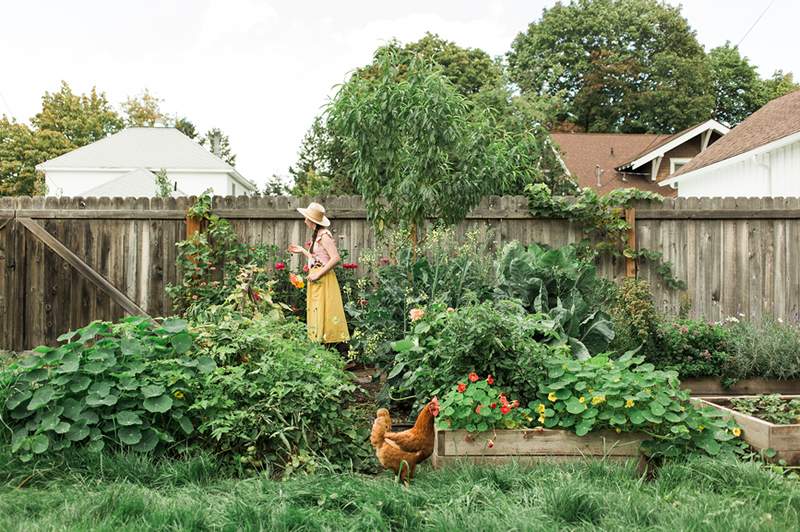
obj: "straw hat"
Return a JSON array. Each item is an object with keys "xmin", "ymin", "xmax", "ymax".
[{"xmin": 296, "ymin": 202, "xmax": 331, "ymax": 227}]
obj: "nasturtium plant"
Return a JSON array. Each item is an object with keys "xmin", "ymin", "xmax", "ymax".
[
  {"xmin": 536, "ymin": 351, "xmax": 744, "ymax": 457},
  {"xmin": 437, "ymin": 373, "xmax": 530, "ymax": 433},
  {"xmin": 2, "ymin": 317, "xmax": 214, "ymax": 462}
]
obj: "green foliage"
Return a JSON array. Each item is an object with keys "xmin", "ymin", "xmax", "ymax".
[
  {"xmin": 730, "ymin": 394, "xmax": 800, "ymax": 426},
  {"xmin": 199, "ymin": 128, "xmax": 236, "ymax": 167},
  {"xmin": 437, "ymin": 375, "xmax": 530, "ymax": 432},
  {"xmin": 508, "ymin": 0, "xmax": 713, "ymax": 133},
  {"xmin": 494, "ymin": 242, "xmax": 616, "ymax": 358},
  {"xmin": 154, "ymin": 168, "xmax": 171, "ymax": 198},
  {"xmin": 387, "ymin": 302, "xmax": 561, "ymax": 411},
  {"xmin": 724, "ymin": 318, "xmax": 800, "ymax": 381},
  {"xmin": 1, "ymin": 318, "xmax": 211, "ymax": 462},
  {"xmin": 609, "ymin": 278, "xmax": 662, "ymax": 355},
  {"xmin": 344, "ymin": 228, "xmax": 495, "ymax": 367},
  {"xmin": 121, "ymin": 89, "xmax": 167, "ymax": 127},
  {"xmin": 31, "ymin": 81, "xmax": 123, "ymax": 146},
  {"xmin": 174, "ymin": 117, "xmax": 198, "ymax": 139},
  {"xmin": 536, "ymin": 351, "xmax": 744, "ymax": 457},
  {"xmin": 656, "ymin": 319, "xmax": 730, "ymax": 379},
  {"xmin": 189, "ymin": 308, "xmax": 371, "ymax": 475},
  {"xmin": 707, "ymin": 43, "xmax": 763, "ymax": 126},
  {"xmin": 525, "ymin": 183, "xmax": 686, "ymax": 290},
  {"xmin": 0, "ymin": 118, "xmax": 72, "ymax": 195}
]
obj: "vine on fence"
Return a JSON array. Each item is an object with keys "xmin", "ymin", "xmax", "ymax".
[{"xmin": 525, "ymin": 184, "xmax": 686, "ymax": 290}]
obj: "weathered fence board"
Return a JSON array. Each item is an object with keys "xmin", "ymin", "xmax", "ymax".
[{"xmin": 1, "ymin": 195, "xmax": 799, "ymax": 351}]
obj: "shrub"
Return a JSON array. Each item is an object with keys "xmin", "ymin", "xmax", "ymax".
[
  {"xmin": 1, "ymin": 318, "xmax": 212, "ymax": 462},
  {"xmin": 190, "ymin": 309, "xmax": 372, "ymax": 475},
  {"xmin": 724, "ymin": 319, "xmax": 800, "ymax": 380},
  {"xmin": 386, "ymin": 301, "xmax": 562, "ymax": 411},
  {"xmin": 652, "ymin": 319, "xmax": 731, "ymax": 379},
  {"xmin": 609, "ymin": 278, "xmax": 661, "ymax": 355}
]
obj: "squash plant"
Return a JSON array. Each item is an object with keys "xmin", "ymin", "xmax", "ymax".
[{"xmin": 2, "ymin": 317, "xmax": 214, "ymax": 462}]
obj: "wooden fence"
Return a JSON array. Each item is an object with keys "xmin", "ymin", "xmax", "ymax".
[{"xmin": 1, "ymin": 195, "xmax": 799, "ymax": 351}]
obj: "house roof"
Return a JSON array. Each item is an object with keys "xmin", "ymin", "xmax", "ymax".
[
  {"xmin": 550, "ymin": 132, "xmax": 671, "ymax": 195},
  {"xmin": 665, "ymin": 89, "xmax": 800, "ymax": 183},
  {"xmin": 36, "ymin": 127, "xmax": 255, "ymax": 190},
  {"xmin": 616, "ymin": 119, "xmax": 729, "ymax": 171},
  {"xmin": 79, "ymin": 168, "xmax": 187, "ymax": 197}
]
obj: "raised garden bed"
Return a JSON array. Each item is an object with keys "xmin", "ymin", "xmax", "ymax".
[
  {"xmin": 697, "ymin": 396, "xmax": 800, "ymax": 465},
  {"xmin": 432, "ymin": 428, "xmax": 646, "ymax": 469},
  {"xmin": 681, "ymin": 378, "xmax": 800, "ymax": 396}
]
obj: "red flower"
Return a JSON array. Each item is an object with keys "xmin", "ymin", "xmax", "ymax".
[
  {"xmin": 499, "ymin": 394, "xmax": 509, "ymax": 407},
  {"xmin": 358, "ymin": 298, "xmax": 368, "ymax": 307},
  {"xmin": 252, "ymin": 290, "xmax": 261, "ymax": 302},
  {"xmin": 500, "ymin": 405, "xmax": 511, "ymax": 415},
  {"xmin": 486, "ymin": 375, "xmax": 494, "ymax": 385},
  {"xmin": 342, "ymin": 262, "xmax": 359, "ymax": 270},
  {"xmin": 303, "ymin": 264, "xmax": 310, "ymax": 273},
  {"xmin": 490, "ymin": 402, "xmax": 497, "ymax": 409},
  {"xmin": 275, "ymin": 262, "xmax": 286, "ymax": 271},
  {"xmin": 379, "ymin": 256, "xmax": 390, "ymax": 266},
  {"xmin": 487, "ymin": 439, "xmax": 494, "ymax": 449},
  {"xmin": 468, "ymin": 372, "xmax": 479, "ymax": 383},
  {"xmin": 475, "ymin": 404, "xmax": 482, "ymax": 414},
  {"xmin": 457, "ymin": 383, "xmax": 467, "ymax": 393}
]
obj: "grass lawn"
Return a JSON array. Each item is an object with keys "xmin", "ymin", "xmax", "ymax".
[{"xmin": 1, "ymin": 448, "xmax": 799, "ymax": 531}]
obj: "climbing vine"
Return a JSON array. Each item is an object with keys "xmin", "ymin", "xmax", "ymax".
[{"xmin": 525, "ymin": 184, "xmax": 686, "ymax": 290}]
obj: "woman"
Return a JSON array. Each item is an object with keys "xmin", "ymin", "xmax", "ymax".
[{"xmin": 288, "ymin": 202, "xmax": 350, "ymax": 344}]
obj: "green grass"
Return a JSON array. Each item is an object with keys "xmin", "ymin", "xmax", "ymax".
[{"xmin": 1, "ymin": 447, "xmax": 798, "ymax": 531}]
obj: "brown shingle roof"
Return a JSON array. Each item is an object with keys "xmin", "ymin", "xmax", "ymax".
[
  {"xmin": 671, "ymin": 89, "xmax": 800, "ymax": 178},
  {"xmin": 551, "ymin": 132, "xmax": 670, "ymax": 195}
]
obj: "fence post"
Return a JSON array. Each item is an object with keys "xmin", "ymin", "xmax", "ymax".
[
  {"xmin": 186, "ymin": 215, "xmax": 203, "ymax": 238},
  {"xmin": 624, "ymin": 207, "xmax": 636, "ymax": 278}
]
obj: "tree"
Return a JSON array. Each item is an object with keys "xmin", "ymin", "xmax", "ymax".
[
  {"xmin": 174, "ymin": 117, "xmax": 198, "ymax": 139},
  {"xmin": 200, "ymin": 128, "xmax": 236, "ymax": 167},
  {"xmin": 30, "ymin": 81, "xmax": 123, "ymax": 146},
  {"xmin": 0, "ymin": 117, "xmax": 73, "ymax": 195},
  {"xmin": 289, "ymin": 116, "xmax": 355, "ymax": 196},
  {"xmin": 121, "ymin": 89, "xmax": 166, "ymax": 127},
  {"xmin": 707, "ymin": 43, "xmax": 761, "ymax": 126},
  {"xmin": 508, "ymin": 0, "xmax": 713, "ymax": 133},
  {"xmin": 327, "ymin": 48, "xmax": 518, "ymax": 244},
  {"xmin": 755, "ymin": 70, "xmax": 799, "ymax": 107}
]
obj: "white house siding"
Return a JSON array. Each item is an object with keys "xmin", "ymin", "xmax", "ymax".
[
  {"xmin": 676, "ymin": 139, "xmax": 800, "ymax": 197},
  {"xmin": 46, "ymin": 169, "xmax": 235, "ymax": 197}
]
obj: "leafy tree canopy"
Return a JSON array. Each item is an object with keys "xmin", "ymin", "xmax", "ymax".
[
  {"xmin": 0, "ymin": 117, "xmax": 73, "ymax": 195},
  {"xmin": 121, "ymin": 89, "xmax": 167, "ymax": 127},
  {"xmin": 508, "ymin": 0, "xmax": 713, "ymax": 133},
  {"xmin": 31, "ymin": 81, "xmax": 123, "ymax": 146}
]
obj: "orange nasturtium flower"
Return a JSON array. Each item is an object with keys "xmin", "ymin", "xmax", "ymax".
[{"xmin": 289, "ymin": 273, "xmax": 305, "ymax": 289}]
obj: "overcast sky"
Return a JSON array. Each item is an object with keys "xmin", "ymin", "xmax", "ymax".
[{"xmin": 2, "ymin": 1, "xmax": 798, "ymax": 189}]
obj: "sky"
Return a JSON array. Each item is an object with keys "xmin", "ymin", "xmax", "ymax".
[{"xmin": 1, "ymin": 1, "xmax": 798, "ymax": 190}]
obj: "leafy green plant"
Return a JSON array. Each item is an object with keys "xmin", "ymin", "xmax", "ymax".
[
  {"xmin": 730, "ymin": 394, "xmax": 800, "ymax": 425},
  {"xmin": 610, "ymin": 278, "xmax": 662, "ymax": 355},
  {"xmin": 387, "ymin": 301, "xmax": 561, "ymax": 411},
  {"xmin": 524, "ymin": 183, "xmax": 685, "ymax": 290},
  {"xmin": 437, "ymin": 374, "xmax": 530, "ymax": 433},
  {"xmin": 535, "ymin": 351, "xmax": 744, "ymax": 458},
  {"xmin": 724, "ymin": 318, "xmax": 800, "ymax": 381},
  {"xmin": 495, "ymin": 241, "xmax": 616, "ymax": 358},
  {"xmin": 655, "ymin": 319, "xmax": 730, "ymax": 379},
  {"xmin": 2, "ymin": 318, "xmax": 213, "ymax": 462}
]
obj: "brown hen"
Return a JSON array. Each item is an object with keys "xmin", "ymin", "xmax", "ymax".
[{"xmin": 370, "ymin": 398, "xmax": 439, "ymax": 483}]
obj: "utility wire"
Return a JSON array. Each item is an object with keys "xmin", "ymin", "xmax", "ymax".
[{"xmin": 737, "ymin": 0, "xmax": 776, "ymax": 47}]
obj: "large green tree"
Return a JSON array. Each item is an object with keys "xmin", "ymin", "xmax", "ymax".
[
  {"xmin": 293, "ymin": 34, "xmax": 571, "ymax": 197},
  {"xmin": 508, "ymin": 0, "xmax": 713, "ymax": 133},
  {"xmin": 755, "ymin": 71, "xmax": 799, "ymax": 108},
  {"xmin": 31, "ymin": 81, "xmax": 123, "ymax": 146},
  {"xmin": 707, "ymin": 43, "xmax": 761, "ymax": 126},
  {"xmin": 0, "ymin": 117, "xmax": 73, "ymax": 195}
]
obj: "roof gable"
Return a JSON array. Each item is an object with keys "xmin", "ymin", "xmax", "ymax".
[
  {"xmin": 79, "ymin": 168, "xmax": 188, "ymax": 197},
  {"xmin": 37, "ymin": 127, "xmax": 233, "ymax": 172},
  {"xmin": 666, "ymin": 89, "xmax": 800, "ymax": 181},
  {"xmin": 616, "ymin": 119, "xmax": 729, "ymax": 171}
]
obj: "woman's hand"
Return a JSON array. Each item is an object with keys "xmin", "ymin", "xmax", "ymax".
[
  {"xmin": 307, "ymin": 271, "xmax": 322, "ymax": 282},
  {"xmin": 288, "ymin": 244, "xmax": 305, "ymax": 254}
]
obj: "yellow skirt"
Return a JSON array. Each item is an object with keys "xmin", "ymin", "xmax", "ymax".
[{"xmin": 306, "ymin": 268, "xmax": 350, "ymax": 344}]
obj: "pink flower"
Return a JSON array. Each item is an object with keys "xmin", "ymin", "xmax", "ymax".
[
  {"xmin": 409, "ymin": 308, "xmax": 425, "ymax": 322},
  {"xmin": 303, "ymin": 264, "xmax": 310, "ymax": 273},
  {"xmin": 475, "ymin": 404, "xmax": 482, "ymax": 414},
  {"xmin": 275, "ymin": 262, "xmax": 286, "ymax": 271},
  {"xmin": 468, "ymin": 372, "xmax": 479, "ymax": 383},
  {"xmin": 457, "ymin": 383, "xmax": 467, "ymax": 393}
]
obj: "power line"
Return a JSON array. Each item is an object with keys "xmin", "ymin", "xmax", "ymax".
[{"xmin": 737, "ymin": 0, "xmax": 776, "ymax": 47}]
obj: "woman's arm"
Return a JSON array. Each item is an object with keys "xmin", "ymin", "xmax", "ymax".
[{"xmin": 308, "ymin": 233, "xmax": 340, "ymax": 281}]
